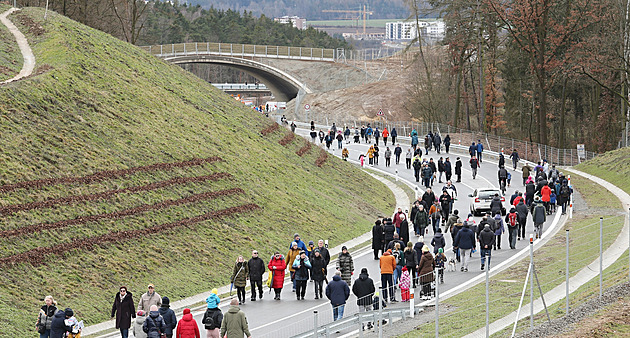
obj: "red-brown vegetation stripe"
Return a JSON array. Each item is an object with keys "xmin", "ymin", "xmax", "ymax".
[
  {"xmin": 315, "ymin": 150, "xmax": 328, "ymax": 167},
  {"xmin": 279, "ymin": 132, "xmax": 295, "ymax": 146},
  {"xmin": 296, "ymin": 142, "xmax": 312, "ymax": 157},
  {"xmin": 260, "ymin": 123, "xmax": 279, "ymax": 136},
  {"xmin": 0, "ymin": 203, "xmax": 261, "ymax": 267},
  {"xmin": 0, "ymin": 188, "xmax": 244, "ymax": 238},
  {"xmin": 0, "ymin": 157, "xmax": 223, "ymax": 193},
  {"xmin": 0, "ymin": 173, "xmax": 232, "ymax": 216}
]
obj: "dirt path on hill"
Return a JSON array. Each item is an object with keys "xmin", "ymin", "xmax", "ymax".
[{"xmin": 0, "ymin": 8, "xmax": 35, "ymax": 85}]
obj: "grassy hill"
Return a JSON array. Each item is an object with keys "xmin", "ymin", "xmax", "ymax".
[
  {"xmin": 575, "ymin": 146, "xmax": 630, "ymax": 196},
  {"xmin": 0, "ymin": 7, "xmax": 393, "ymax": 336}
]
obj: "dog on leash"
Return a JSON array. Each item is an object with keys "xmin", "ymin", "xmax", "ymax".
[{"xmin": 447, "ymin": 256, "xmax": 457, "ymax": 272}]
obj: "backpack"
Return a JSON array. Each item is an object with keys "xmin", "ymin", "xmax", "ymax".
[
  {"xmin": 203, "ymin": 309, "xmax": 216, "ymax": 330},
  {"xmin": 560, "ymin": 185, "xmax": 570, "ymax": 198},
  {"xmin": 508, "ymin": 213, "xmax": 518, "ymax": 227},
  {"xmin": 393, "ymin": 250, "xmax": 404, "ymax": 266},
  {"xmin": 534, "ymin": 205, "xmax": 546, "ymax": 223}
]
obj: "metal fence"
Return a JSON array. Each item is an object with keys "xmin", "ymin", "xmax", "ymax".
[
  {"xmin": 411, "ymin": 213, "xmax": 629, "ymax": 338},
  {"xmin": 285, "ymin": 116, "xmax": 599, "ymax": 167},
  {"xmin": 139, "ymin": 43, "xmax": 336, "ymax": 62}
]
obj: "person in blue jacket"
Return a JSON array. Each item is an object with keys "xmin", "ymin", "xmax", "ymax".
[
  {"xmin": 289, "ymin": 233, "xmax": 308, "ymax": 252},
  {"xmin": 292, "ymin": 251, "xmax": 312, "ymax": 300},
  {"xmin": 477, "ymin": 140, "xmax": 484, "ymax": 163},
  {"xmin": 469, "ymin": 142, "xmax": 477, "ymax": 158},
  {"xmin": 390, "ymin": 127, "xmax": 398, "ymax": 145},
  {"xmin": 326, "ymin": 271, "xmax": 350, "ymax": 321},
  {"xmin": 453, "ymin": 223, "xmax": 475, "ymax": 272}
]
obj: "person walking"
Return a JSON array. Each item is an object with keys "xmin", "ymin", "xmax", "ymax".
[
  {"xmin": 203, "ymin": 289, "xmax": 222, "ymax": 338},
  {"xmin": 522, "ymin": 164, "xmax": 532, "ymax": 186},
  {"xmin": 470, "ymin": 156, "xmax": 480, "ymax": 179},
  {"xmin": 326, "ymin": 271, "xmax": 350, "ymax": 321},
  {"xmin": 158, "ymin": 297, "xmax": 177, "ymax": 338},
  {"xmin": 404, "ymin": 242, "xmax": 419, "ymax": 288},
  {"xmin": 385, "ymin": 147, "xmax": 392, "ymax": 167},
  {"xmin": 176, "ymin": 308, "xmax": 200, "ymax": 338},
  {"xmin": 337, "ymin": 246, "xmax": 354, "ymax": 287},
  {"xmin": 231, "ymin": 256, "xmax": 249, "ymax": 305},
  {"xmin": 286, "ymin": 242, "xmax": 301, "ymax": 292},
  {"xmin": 352, "ymin": 268, "xmax": 376, "ymax": 331},
  {"xmin": 435, "ymin": 248, "xmax": 447, "ymax": 284},
  {"xmin": 444, "ymin": 134, "xmax": 451, "ymax": 153},
  {"xmin": 111, "ymin": 286, "xmax": 136, "ymax": 338},
  {"xmin": 453, "ymin": 223, "xmax": 475, "ymax": 271},
  {"xmin": 310, "ymin": 249, "xmax": 326, "ymax": 299},
  {"xmin": 532, "ymin": 197, "xmax": 547, "ymax": 239},
  {"xmin": 399, "ymin": 214, "xmax": 410, "ymax": 245},
  {"xmin": 142, "ymin": 305, "xmax": 165, "ymax": 338},
  {"xmin": 413, "ymin": 204, "xmax": 429, "ymax": 237},
  {"xmin": 372, "ymin": 220, "xmax": 385, "ymax": 260},
  {"xmin": 247, "ymin": 250, "xmax": 265, "ymax": 302},
  {"xmin": 317, "ymin": 239, "xmax": 331, "ymax": 270},
  {"xmin": 444, "ymin": 158, "xmax": 453, "ymax": 182},
  {"xmin": 478, "ymin": 224, "xmax": 495, "ymax": 270},
  {"xmin": 417, "ymin": 246, "xmax": 435, "ymax": 300},
  {"xmin": 36, "ymin": 295, "xmax": 57, "ymax": 338},
  {"xmin": 220, "ymin": 299, "xmax": 251, "ymax": 338},
  {"xmin": 51, "ymin": 308, "xmax": 74, "ymax": 338},
  {"xmin": 394, "ymin": 144, "xmax": 402, "ymax": 165},
  {"xmin": 493, "ymin": 214, "xmax": 505, "ymax": 250},
  {"xmin": 510, "ymin": 149, "xmax": 520, "ymax": 170},
  {"xmin": 406, "ymin": 148, "xmax": 413, "ymax": 169},
  {"xmin": 476, "ymin": 140, "xmax": 484, "ymax": 163},
  {"xmin": 379, "ymin": 249, "xmax": 397, "ymax": 303},
  {"xmin": 268, "ymin": 252, "xmax": 287, "ymax": 300},
  {"xmin": 516, "ymin": 199, "xmax": 529, "ymax": 240},
  {"xmin": 506, "ymin": 207, "xmax": 519, "ymax": 249},
  {"xmin": 455, "ymin": 157, "xmax": 463, "ymax": 182},
  {"xmin": 391, "ymin": 127, "xmax": 398, "ymax": 145},
  {"xmin": 382, "ymin": 127, "xmax": 389, "ymax": 145},
  {"xmin": 438, "ymin": 157, "xmax": 445, "ymax": 183},
  {"xmin": 138, "ymin": 284, "xmax": 161, "ymax": 313},
  {"xmin": 431, "ymin": 228, "xmax": 446, "ymax": 254},
  {"xmin": 133, "ymin": 311, "xmax": 147, "ymax": 338},
  {"xmin": 292, "ymin": 250, "xmax": 312, "ymax": 300},
  {"xmin": 413, "ymin": 156, "xmax": 422, "ymax": 182}
]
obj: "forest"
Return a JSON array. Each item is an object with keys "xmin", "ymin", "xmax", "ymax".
[
  {"xmin": 403, "ymin": 0, "xmax": 630, "ymax": 152},
  {"xmin": 12, "ymin": 0, "xmax": 350, "ymax": 48}
]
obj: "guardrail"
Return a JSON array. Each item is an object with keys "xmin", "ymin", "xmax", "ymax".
[
  {"xmin": 212, "ymin": 83, "xmax": 269, "ymax": 90},
  {"xmin": 280, "ymin": 115, "xmax": 598, "ymax": 167},
  {"xmin": 139, "ymin": 42, "xmax": 336, "ymax": 62}
]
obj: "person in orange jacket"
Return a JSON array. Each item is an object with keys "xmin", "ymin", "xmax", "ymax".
[{"xmin": 379, "ymin": 249, "xmax": 397, "ymax": 302}]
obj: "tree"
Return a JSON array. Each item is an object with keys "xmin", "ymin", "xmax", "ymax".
[{"xmin": 109, "ymin": 0, "xmax": 148, "ymax": 45}]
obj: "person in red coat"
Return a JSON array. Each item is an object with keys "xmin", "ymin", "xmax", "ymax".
[
  {"xmin": 541, "ymin": 184, "xmax": 552, "ymax": 214},
  {"xmin": 268, "ymin": 251, "xmax": 287, "ymax": 300},
  {"xmin": 175, "ymin": 308, "xmax": 199, "ymax": 338}
]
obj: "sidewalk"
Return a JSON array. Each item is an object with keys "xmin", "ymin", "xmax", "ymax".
[
  {"xmin": 464, "ymin": 168, "xmax": 630, "ymax": 337},
  {"xmin": 83, "ymin": 167, "xmax": 410, "ymax": 337}
]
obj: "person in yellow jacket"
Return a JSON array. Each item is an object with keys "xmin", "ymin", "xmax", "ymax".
[
  {"xmin": 367, "ymin": 145, "xmax": 375, "ymax": 166},
  {"xmin": 342, "ymin": 148, "xmax": 349, "ymax": 161},
  {"xmin": 286, "ymin": 242, "xmax": 301, "ymax": 292}
]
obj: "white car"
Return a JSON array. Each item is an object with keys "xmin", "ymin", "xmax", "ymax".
[{"xmin": 468, "ymin": 188, "xmax": 506, "ymax": 216}]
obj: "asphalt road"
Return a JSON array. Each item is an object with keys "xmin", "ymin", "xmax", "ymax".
[{"xmin": 123, "ymin": 129, "xmax": 556, "ymax": 338}]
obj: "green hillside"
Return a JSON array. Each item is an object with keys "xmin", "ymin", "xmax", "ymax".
[
  {"xmin": 575, "ymin": 146, "xmax": 630, "ymax": 196},
  {"xmin": 0, "ymin": 8, "xmax": 393, "ymax": 336}
]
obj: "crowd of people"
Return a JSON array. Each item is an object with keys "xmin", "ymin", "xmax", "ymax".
[{"xmin": 37, "ymin": 122, "xmax": 576, "ymax": 337}]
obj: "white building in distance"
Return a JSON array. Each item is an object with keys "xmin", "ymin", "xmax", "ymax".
[
  {"xmin": 274, "ymin": 16, "xmax": 307, "ymax": 30},
  {"xmin": 386, "ymin": 20, "xmax": 445, "ymax": 42}
]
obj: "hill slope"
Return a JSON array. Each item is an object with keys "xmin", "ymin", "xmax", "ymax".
[{"xmin": 0, "ymin": 8, "xmax": 393, "ymax": 335}]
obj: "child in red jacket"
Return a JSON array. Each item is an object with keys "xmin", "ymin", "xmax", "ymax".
[{"xmin": 176, "ymin": 308, "xmax": 200, "ymax": 338}]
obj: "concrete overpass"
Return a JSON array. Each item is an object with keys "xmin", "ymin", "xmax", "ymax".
[{"xmin": 140, "ymin": 42, "xmax": 338, "ymax": 102}]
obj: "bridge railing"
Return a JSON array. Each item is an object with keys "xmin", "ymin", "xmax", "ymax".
[{"xmin": 139, "ymin": 42, "xmax": 336, "ymax": 62}]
